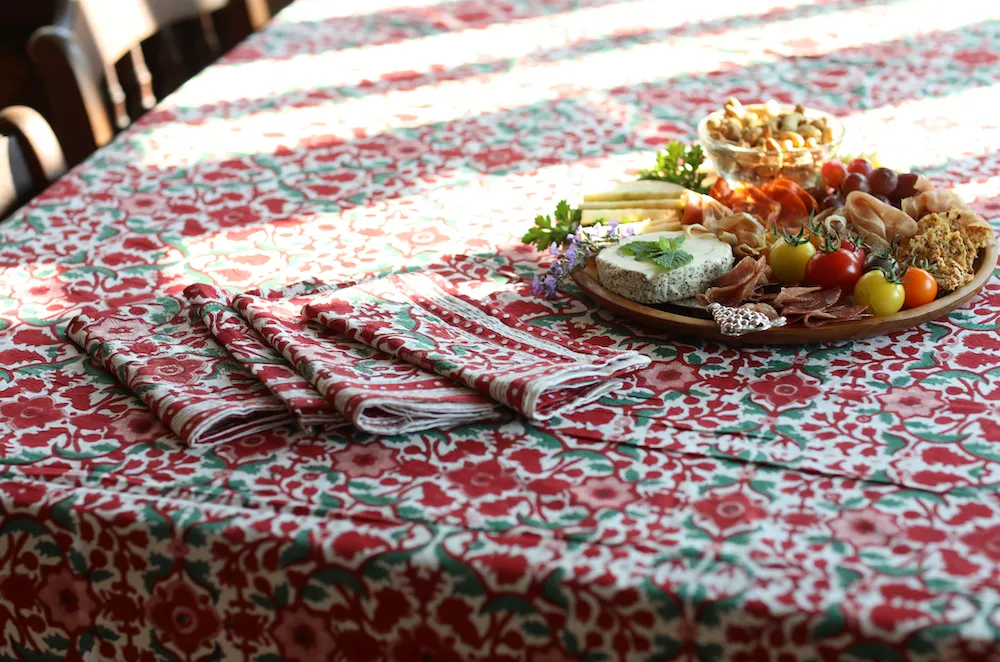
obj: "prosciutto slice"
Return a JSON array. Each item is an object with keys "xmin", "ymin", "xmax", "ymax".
[
  {"xmin": 698, "ymin": 256, "xmax": 771, "ymax": 306},
  {"xmin": 800, "ymin": 304, "xmax": 869, "ymax": 328},
  {"xmin": 772, "ymin": 287, "xmax": 841, "ymax": 315}
]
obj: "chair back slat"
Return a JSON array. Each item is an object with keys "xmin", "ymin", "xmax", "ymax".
[
  {"xmin": 128, "ymin": 46, "xmax": 157, "ymax": 113},
  {"xmin": 199, "ymin": 13, "xmax": 223, "ymax": 62},
  {"xmin": 29, "ymin": 0, "xmax": 268, "ymax": 166},
  {"xmin": 103, "ymin": 62, "xmax": 130, "ymax": 130},
  {"xmin": 0, "ymin": 106, "xmax": 67, "ymax": 219}
]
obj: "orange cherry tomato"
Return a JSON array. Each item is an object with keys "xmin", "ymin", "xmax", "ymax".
[{"xmin": 902, "ymin": 267, "xmax": 938, "ymax": 309}]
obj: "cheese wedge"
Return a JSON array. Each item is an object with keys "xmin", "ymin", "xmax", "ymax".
[
  {"xmin": 583, "ymin": 181, "xmax": 687, "ymax": 203},
  {"xmin": 580, "ymin": 208, "xmax": 681, "ymax": 226},
  {"xmin": 596, "ymin": 231, "xmax": 735, "ymax": 304},
  {"xmin": 578, "ymin": 198, "xmax": 684, "ymax": 210}
]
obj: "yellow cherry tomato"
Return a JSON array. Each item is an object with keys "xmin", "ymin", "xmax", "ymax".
[
  {"xmin": 768, "ymin": 237, "xmax": 816, "ymax": 284},
  {"xmin": 854, "ymin": 269, "xmax": 904, "ymax": 316}
]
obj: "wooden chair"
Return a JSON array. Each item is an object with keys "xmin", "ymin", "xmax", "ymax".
[
  {"xmin": 29, "ymin": 0, "xmax": 270, "ymax": 167},
  {"xmin": 0, "ymin": 106, "xmax": 67, "ymax": 219}
]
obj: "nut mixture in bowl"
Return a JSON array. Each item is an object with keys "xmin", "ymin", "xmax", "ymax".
[{"xmin": 698, "ymin": 98, "xmax": 845, "ymax": 187}]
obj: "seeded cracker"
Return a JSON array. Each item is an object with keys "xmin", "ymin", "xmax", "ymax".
[{"xmin": 898, "ymin": 210, "xmax": 992, "ymax": 292}]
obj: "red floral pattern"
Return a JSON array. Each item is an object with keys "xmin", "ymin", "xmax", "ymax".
[{"xmin": 1, "ymin": 0, "xmax": 1000, "ymax": 660}]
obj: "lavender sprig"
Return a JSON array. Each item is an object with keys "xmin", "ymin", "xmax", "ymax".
[{"xmin": 530, "ymin": 219, "xmax": 634, "ymax": 298}]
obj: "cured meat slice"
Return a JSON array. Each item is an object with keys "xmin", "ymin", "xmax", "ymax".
[
  {"xmin": 772, "ymin": 287, "xmax": 841, "ymax": 315},
  {"xmin": 740, "ymin": 302, "xmax": 781, "ymax": 320},
  {"xmin": 845, "ymin": 191, "xmax": 918, "ymax": 250},
  {"xmin": 799, "ymin": 304, "xmax": 869, "ymax": 328},
  {"xmin": 698, "ymin": 256, "xmax": 771, "ymax": 306}
]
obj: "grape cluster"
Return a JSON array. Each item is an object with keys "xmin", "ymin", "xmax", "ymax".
[{"xmin": 807, "ymin": 159, "xmax": 920, "ymax": 211}]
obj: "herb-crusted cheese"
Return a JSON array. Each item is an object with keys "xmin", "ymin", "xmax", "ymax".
[{"xmin": 596, "ymin": 231, "xmax": 735, "ymax": 304}]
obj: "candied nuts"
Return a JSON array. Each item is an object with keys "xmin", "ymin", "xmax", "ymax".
[
  {"xmin": 710, "ymin": 98, "xmax": 834, "ymax": 151},
  {"xmin": 702, "ymin": 98, "xmax": 841, "ymax": 185}
]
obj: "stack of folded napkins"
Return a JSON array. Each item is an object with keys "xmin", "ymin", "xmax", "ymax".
[{"xmin": 67, "ymin": 263, "xmax": 649, "ymax": 446}]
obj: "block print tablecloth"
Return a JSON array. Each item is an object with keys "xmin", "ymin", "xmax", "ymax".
[{"xmin": 3, "ymin": 0, "xmax": 1000, "ymax": 659}]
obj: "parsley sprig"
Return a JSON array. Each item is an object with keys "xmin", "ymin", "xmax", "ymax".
[
  {"xmin": 521, "ymin": 200, "xmax": 582, "ymax": 251},
  {"xmin": 637, "ymin": 141, "xmax": 709, "ymax": 194},
  {"xmin": 618, "ymin": 234, "xmax": 694, "ymax": 271}
]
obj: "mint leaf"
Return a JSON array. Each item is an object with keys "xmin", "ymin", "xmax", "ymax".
[
  {"xmin": 618, "ymin": 241, "xmax": 662, "ymax": 260},
  {"xmin": 651, "ymin": 250, "xmax": 694, "ymax": 271},
  {"xmin": 618, "ymin": 235, "xmax": 693, "ymax": 272},
  {"xmin": 657, "ymin": 235, "xmax": 686, "ymax": 252}
]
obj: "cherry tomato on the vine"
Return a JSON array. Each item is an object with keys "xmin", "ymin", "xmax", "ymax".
[
  {"xmin": 769, "ymin": 236, "xmax": 816, "ymax": 285},
  {"xmin": 854, "ymin": 269, "xmax": 905, "ymax": 317},
  {"xmin": 804, "ymin": 242, "xmax": 864, "ymax": 292},
  {"xmin": 902, "ymin": 266, "xmax": 938, "ymax": 309}
]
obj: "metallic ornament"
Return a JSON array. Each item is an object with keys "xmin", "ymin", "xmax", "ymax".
[{"xmin": 707, "ymin": 302, "xmax": 787, "ymax": 336}]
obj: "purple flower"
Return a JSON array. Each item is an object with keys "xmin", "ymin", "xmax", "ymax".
[{"xmin": 529, "ymin": 220, "xmax": 634, "ymax": 299}]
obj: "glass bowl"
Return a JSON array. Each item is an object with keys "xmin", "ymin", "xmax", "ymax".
[{"xmin": 697, "ymin": 105, "xmax": 845, "ymax": 188}]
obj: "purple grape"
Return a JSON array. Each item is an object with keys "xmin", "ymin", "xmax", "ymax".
[
  {"xmin": 842, "ymin": 172, "xmax": 871, "ymax": 195},
  {"xmin": 821, "ymin": 193, "xmax": 845, "ymax": 210},
  {"xmin": 806, "ymin": 186, "xmax": 831, "ymax": 203},
  {"xmin": 869, "ymin": 168, "xmax": 899, "ymax": 196},
  {"xmin": 895, "ymin": 172, "xmax": 919, "ymax": 198},
  {"xmin": 874, "ymin": 194, "xmax": 891, "ymax": 205}
]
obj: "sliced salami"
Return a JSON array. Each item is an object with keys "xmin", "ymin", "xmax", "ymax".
[{"xmin": 698, "ymin": 256, "xmax": 771, "ymax": 306}]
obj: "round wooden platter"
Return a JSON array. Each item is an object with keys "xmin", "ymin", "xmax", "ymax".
[{"xmin": 572, "ymin": 242, "xmax": 999, "ymax": 345}]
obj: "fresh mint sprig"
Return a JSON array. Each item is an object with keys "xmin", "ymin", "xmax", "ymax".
[{"xmin": 618, "ymin": 234, "xmax": 694, "ymax": 271}]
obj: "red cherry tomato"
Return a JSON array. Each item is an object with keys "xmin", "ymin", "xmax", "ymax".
[{"xmin": 804, "ymin": 245, "xmax": 864, "ymax": 292}]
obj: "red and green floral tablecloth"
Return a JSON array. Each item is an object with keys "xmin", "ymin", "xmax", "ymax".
[{"xmin": 3, "ymin": 0, "xmax": 1000, "ymax": 659}]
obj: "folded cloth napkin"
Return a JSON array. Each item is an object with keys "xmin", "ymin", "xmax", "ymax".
[
  {"xmin": 229, "ymin": 285, "xmax": 506, "ymax": 435},
  {"xmin": 184, "ymin": 283, "xmax": 345, "ymax": 430},
  {"xmin": 66, "ymin": 301, "xmax": 292, "ymax": 446},
  {"xmin": 302, "ymin": 271, "xmax": 651, "ymax": 419}
]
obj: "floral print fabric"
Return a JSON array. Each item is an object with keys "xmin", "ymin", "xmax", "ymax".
[
  {"xmin": 231, "ymin": 282, "xmax": 506, "ymax": 434},
  {"xmin": 184, "ymin": 282, "xmax": 345, "ymax": 430},
  {"xmin": 303, "ymin": 271, "xmax": 650, "ymax": 419},
  {"xmin": 65, "ymin": 302, "xmax": 292, "ymax": 445},
  {"xmin": 3, "ymin": 0, "xmax": 1000, "ymax": 659}
]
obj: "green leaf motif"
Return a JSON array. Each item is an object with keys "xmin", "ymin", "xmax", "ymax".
[
  {"xmin": 480, "ymin": 595, "xmax": 538, "ymax": 615},
  {"xmin": 279, "ymin": 530, "xmax": 311, "ymax": 568},
  {"xmin": 312, "ymin": 568, "xmax": 367, "ymax": 596},
  {"xmin": 814, "ymin": 604, "xmax": 845, "ymax": 639},
  {"xmin": 541, "ymin": 568, "xmax": 570, "ymax": 610},
  {"xmin": 845, "ymin": 642, "xmax": 904, "ymax": 662}
]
